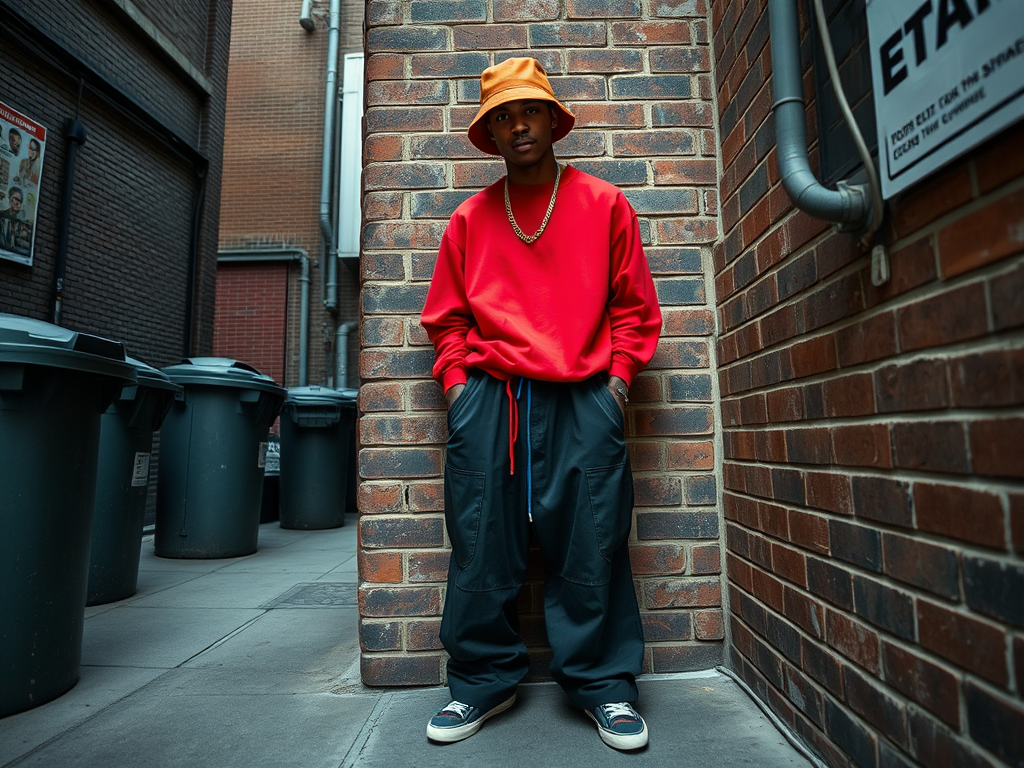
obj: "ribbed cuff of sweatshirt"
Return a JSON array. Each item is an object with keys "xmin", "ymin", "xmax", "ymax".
[
  {"xmin": 609, "ymin": 356, "xmax": 640, "ymax": 388},
  {"xmin": 441, "ymin": 366, "xmax": 468, "ymax": 392}
]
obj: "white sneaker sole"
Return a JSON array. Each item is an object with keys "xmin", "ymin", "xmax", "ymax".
[
  {"xmin": 586, "ymin": 710, "xmax": 649, "ymax": 751},
  {"xmin": 426, "ymin": 693, "xmax": 517, "ymax": 743}
]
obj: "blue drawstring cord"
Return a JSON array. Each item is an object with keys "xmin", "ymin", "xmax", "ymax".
[{"xmin": 515, "ymin": 378, "xmax": 533, "ymax": 523}]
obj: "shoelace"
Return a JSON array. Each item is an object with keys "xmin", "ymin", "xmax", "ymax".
[
  {"xmin": 600, "ymin": 702, "xmax": 639, "ymax": 723},
  {"xmin": 441, "ymin": 701, "xmax": 472, "ymax": 718}
]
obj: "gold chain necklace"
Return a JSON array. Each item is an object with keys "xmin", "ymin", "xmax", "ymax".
[{"xmin": 504, "ymin": 163, "xmax": 562, "ymax": 245}]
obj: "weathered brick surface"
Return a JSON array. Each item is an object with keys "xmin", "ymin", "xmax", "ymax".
[
  {"xmin": 360, "ymin": 0, "xmax": 722, "ymax": 686},
  {"xmin": 713, "ymin": 1, "xmax": 1024, "ymax": 767}
]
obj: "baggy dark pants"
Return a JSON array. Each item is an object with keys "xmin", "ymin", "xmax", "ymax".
[{"xmin": 440, "ymin": 370, "xmax": 645, "ymax": 711}]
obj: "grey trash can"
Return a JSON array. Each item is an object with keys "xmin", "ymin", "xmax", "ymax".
[
  {"xmin": 155, "ymin": 358, "xmax": 286, "ymax": 558},
  {"xmin": 87, "ymin": 359, "xmax": 181, "ymax": 605},
  {"xmin": 0, "ymin": 314, "xmax": 135, "ymax": 717},
  {"xmin": 279, "ymin": 386, "xmax": 357, "ymax": 530}
]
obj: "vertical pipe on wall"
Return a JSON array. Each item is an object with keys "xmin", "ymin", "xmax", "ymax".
[
  {"xmin": 51, "ymin": 119, "xmax": 87, "ymax": 326},
  {"xmin": 319, "ymin": 0, "xmax": 341, "ymax": 314}
]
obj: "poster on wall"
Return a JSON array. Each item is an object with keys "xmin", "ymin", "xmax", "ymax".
[
  {"xmin": 0, "ymin": 100, "xmax": 47, "ymax": 266},
  {"xmin": 867, "ymin": 0, "xmax": 1024, "ymax": 199}
]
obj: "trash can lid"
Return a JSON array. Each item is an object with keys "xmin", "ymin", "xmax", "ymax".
[
  {"xmin": 162, "ymin": 357, "xmax": 285, "ymax": 396},
  {"xmin": 285, "ymin": 385, "xmax": 358, "ymax": 407},
  {"xmin": 0, "ymin": 313, "xmax": 136, "ymax": 383},
  {"xmin": 126, "ymin": 357, "xmax": 182, "ymax": 394}
]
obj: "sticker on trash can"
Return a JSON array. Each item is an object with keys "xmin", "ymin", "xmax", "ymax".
[
  {"xmin": 258, "ymin": 442, "xmax": 268, "ymax": 468},
  {"xmin": 265, "ymin": 438, "xmax": 280, "ymax": 473},
  {"xmin": 131, "ymin": 452, "xmax": 151, "ymax": 487}
]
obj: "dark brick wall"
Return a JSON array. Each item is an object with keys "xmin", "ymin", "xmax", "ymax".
[
  {"xmin": 359, "ymin": 0, "xmax": 724, "ymax": 686},
  {"xmin": 0, "ymin": 0, "xmax": 231, "ymax": 367},
  {"xmin": 712, "ymin": 1, "xmax": 1024, "ymax": 767}
]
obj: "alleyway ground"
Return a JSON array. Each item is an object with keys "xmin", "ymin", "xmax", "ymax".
[{"xmin": 0, "ymin": 518, "xmax": 811, "ymax": 767}]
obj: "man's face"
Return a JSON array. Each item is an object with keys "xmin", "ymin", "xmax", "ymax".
[
  {"xmin": 486, "ymin": 100, "xmax": 557, "ymax": 169},
  {"xmin": 8, "ymin": 192, "xmax": 22, "ymax": 212},
  {"xmin": 8, "ymin": 133, "xmax": 20, "ymax": 155}
]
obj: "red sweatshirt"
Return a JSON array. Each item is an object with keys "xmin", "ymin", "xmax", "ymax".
[{"xmin": 421, "ymin": 165, "xmax": 662, "ymax": 392}]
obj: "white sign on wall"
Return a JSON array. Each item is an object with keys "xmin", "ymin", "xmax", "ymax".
[{"xmin": 867, "ymin": 0, "xmax": 1024, "ymax": 199}]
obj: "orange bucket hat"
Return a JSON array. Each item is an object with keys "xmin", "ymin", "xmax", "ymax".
[{"xmin": 467, "ymin": 58, "xmax": 576, "ymax": 156}]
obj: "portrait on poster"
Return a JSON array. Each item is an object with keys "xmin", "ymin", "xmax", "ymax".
[{"xmin": 0, "ymin": 101, "xmax": 47, "ymax": 267}]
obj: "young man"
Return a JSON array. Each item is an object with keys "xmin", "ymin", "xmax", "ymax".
[{"xmin": 420, "ymin": 58, "xmax": 662, "ymax": 751}]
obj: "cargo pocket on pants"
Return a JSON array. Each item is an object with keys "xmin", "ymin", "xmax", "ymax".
[
  {"xmin": 586, "ymin": 460, "xmax": 633, "ymax": 563},
  {"xmin": 444, "ymin": 465, "xmax": 486, "ymax": 569}
]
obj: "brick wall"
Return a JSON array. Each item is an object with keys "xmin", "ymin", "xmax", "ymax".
[
  {"xmin": 218, "ymin": 0, "xmax": 362, "ymax": 387},
  {"xmin": 712, "ymin": 2, "xmax": 1024, "ymax": 767},
  {"xmin": 359, "ymin": 0, "xmax": 725, "ymax": 686},
  {"xmin": 0, "ymin": 0, "xmax": 230, "ymax": 367},
  {"xmin": 213, "ymin": 262, "xmax": 289, "ymax": 386}
]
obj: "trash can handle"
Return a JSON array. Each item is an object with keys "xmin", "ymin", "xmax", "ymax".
[{"xmin": 229, "ymin": 361, "xmax": 261, "ymax": 374}]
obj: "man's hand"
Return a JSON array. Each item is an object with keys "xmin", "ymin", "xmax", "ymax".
[
  {"xmin": 607, "ymin": 375, "xmax": 628, "ymax": 417},
  {"xmin": 445, "ymin": 383, "xmax": 466, "ymax": 409}
]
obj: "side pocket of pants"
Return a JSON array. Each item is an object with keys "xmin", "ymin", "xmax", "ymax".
[
  {"xmin": 444, "ymin": 465, "xmax": 486, "ymax": 569},
  {"xmin": 585, "ymin": 460, "xmax": 634, "ymax": 563}
]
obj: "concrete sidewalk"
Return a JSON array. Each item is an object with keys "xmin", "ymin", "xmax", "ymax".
[{"xmin": 0, "ymin": 518, "xmax": 812, "ymax": 768}]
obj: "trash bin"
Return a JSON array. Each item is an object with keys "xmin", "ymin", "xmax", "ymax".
[
  {"xmin": 0, "ymin": 314, "xmax": 135, "ymax": 717},
  {"xmin": 155, "ymin": 358, "xmax": 286, "ymax": 558},
  {"xmin": 87, "ymin": 359, "xmax": 181, "ymax": 605},
  {"xmin": 279, "ymin": 386, "xmax": 357, "ymax": 530}
]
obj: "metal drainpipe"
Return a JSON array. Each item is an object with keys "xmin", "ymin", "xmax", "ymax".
[
  {"xmin": 51, "ymin": 118, "xmax": 87, "ymax": 326},
  {"xmin": 767, "ymin": 0, "xmax": 870, "ymax": 229},
  {"xmin": 297, "ymin": 252, "xmax": 310, "ymax": 386},
  {"xmin": 319, "ymin": 0, "xmax": 341, "ymax": 314},
  {"xmin": 335, "ymin": 321, "xmax": 358, "ymax": 389},
  {"xmin": 299, "ymin": 0, "xmax": 315, "ymax": 31}
]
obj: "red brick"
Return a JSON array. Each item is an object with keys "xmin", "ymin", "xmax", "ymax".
[
  {"xmin": 751, "ymin": 568, "xmax": 785, "ymax": 612},
  {"xmin": 831, "ymin": 424, "xmax": 891, "ymax": 469},
  {"xmin": 691, "ymin": 543, "xmax": 721, "ymax": 574},
  {"xmin": 805, "ymin": 471, "xmax": 853, "ymax": 515},
  {"xmin": 667, "ymin": 441, "xmax": 715, "ymax": 470},
  {"xmin": 789, "ymin": 335, "xmax": 836, "ymax": 379},
  {"xmin": 918, "ymin": 601, "xmax": 1008, "ymax": 686},
  {"xmin": 361, "ymin": 516, "xmax": 445, "ymax": 548},
  {"xmin": 361, "ymin": 654, "xmax": 442, "ymax": 686},
  {"xmin": 914, "ymin": 482, "xmax": 1005, "ymax": 550},
  {"xmin": 695, "ymin": 609, "xmax": 725, "ymax": 640},
  {"xmin": 975, "ymin": 120, "xmax": 1024, "ymax": 193},
  {"xmin": 836, "ymin": 312, "xmax": 897, "ymax": 367},
  {"xmin": 493, "ymin": 0, "xmax": 560, "ymax": 21},
  {"xmin": 893, "ymin": 160, "xmax": 973, "ymax": 238},
  {"xmin": 407, "ymin": 620, "xmax": 443, "ymax": 651},
  {"xmin": 629, "ymin": 544, "xmax": 687, "ymax": 575},
  {"xmin": 939, "ymin": 188, "xmax": 1024, "ymax": 278},
  {"xmin": 897, "ymin": 282, "xmax": 988, "ymax": 352},
  {"xmin": 825, "ymin": 610, "xmax": 879, "ymax": 674},
  {"xmin": 360, "ymin": 551, "xmax": 403, "ymax": 583},
  {"xmin": 863, "ymin": 236, "xmax": 938, "ymax": 308},
  {"xmin": 407, "ymin": 481, "xmax": 444, "ymax": 512},
  {"xmin": 365, "ymin": 53, "xmax": 405, "ymax": 81},
  {"xmin": 358, "ymin": 482, "xmax": 404, "ymax": 514},
  {"xmin": 881, "ymin": 642, "xmax": 961, "ymax": 728},
  {"xmin": 642, "ymin": 577, "xmax": 721, "ymax": 608},
  {"xmin": 453, "ymin": 24, "xmax": 528, "ymax": 49},
  {"xmin": 407, "ymin": 551, "xmax": 449, "ymax": 582},
  {"xmin": 359, "ymin": 586, "xmax": 443, "ymax": 618},
  {"xmin": 788, "ymin": 509, "xmax": 831, "ymax": 554},
  {"xmin": 822, "ymin": 373, "xmax": 876, "ymax": 418},
  {"xmin": 970, "ymin": 418, "xmax": 1024, "ymax": 478},
  {"xmin": 784, "ymin": 586, "xmax": 824, "ymax": 639},
  {"xmin": 949, "ymin": 348, "xmax": 1024, "ymax": 408},
  {"xmin": 771, "ymin": 542, "xmax": 807, "ymax": 587}
]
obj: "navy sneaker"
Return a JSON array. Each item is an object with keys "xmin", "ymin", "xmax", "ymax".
[
  {"xmin": 426, "ymin": 694, "xmax": 516, "ymax": 743},
  {"xmin": 586, "ymin": 702, "xmax": 649, "ymax": 750}
]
